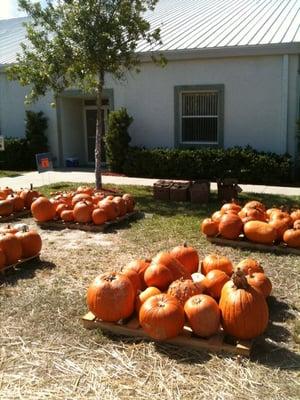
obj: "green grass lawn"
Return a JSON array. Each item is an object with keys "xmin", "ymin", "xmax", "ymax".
[
  {"xmin": 1, "ymin": 182, "xmax": 299, "ymax": 400},
  {"xmin": 0, "ymin": 170, "xmax": 22, "ymax": 178}
]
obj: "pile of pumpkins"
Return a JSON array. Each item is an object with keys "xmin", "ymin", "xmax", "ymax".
[
  {"xmin": 87, "ymin": 244, "xmax": 271, "ymax": 341},
  {"xmin": 30, "ymin": 186, "xmax": 135, "ymax": 225},
  {"xmin": 201, "ymin": 200, "xmax": 300, "ymax": 248},
  {"xmin": 0, "ymin": 223, "xmax": 42, "ymax": 269},
  {"xmin": 0, "ymin": 186, "xmax": 40, "ymax": 217}
]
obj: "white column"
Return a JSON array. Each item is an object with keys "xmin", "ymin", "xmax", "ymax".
[{"xmin": 280, "ymin": 54, "xmax": 289, "ymax": 154}]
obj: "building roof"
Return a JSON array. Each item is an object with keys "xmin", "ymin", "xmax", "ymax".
[{"xmin": 0, "ymin": 0, "xmax": 299, "ymax": 66}]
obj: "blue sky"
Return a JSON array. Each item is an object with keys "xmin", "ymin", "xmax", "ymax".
[{"xmin": 0, "ymin": 0, "xmax": 48, "ymax": 20}]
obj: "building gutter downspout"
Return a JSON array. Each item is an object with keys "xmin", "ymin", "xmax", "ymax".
[{"xmin": 281, "ymin": 55, "xmax": 289, "ymax": 154}]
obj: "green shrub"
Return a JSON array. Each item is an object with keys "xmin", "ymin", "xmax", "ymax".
[
  {"xmin": 105, "ymin": 108, "xmax": 132, "ymax": 172},
  {"xmin": 123, "ymin": 146, "xmax": 292, "ymax": 184},
  {"xmin": 25, "ymin": 110, "xmax": 49, "ymax": 168},
  {"xmin": 0, "ymin": 138, "xmax": 31, "ymax": 170}
]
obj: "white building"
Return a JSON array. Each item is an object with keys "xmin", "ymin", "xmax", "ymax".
[{"xmin": 0, "ymin": 0, "xmax": 299, "ymax": 167}]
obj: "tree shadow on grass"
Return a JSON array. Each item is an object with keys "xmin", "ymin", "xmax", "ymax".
[{"xmin": 0, "ymin": 259, "xmax": 56, "ymax": 286}]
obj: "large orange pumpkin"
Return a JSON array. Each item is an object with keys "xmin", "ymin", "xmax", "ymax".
[
  {"xmin": 290, "ymin": 209, "xmax": 300, "ymax": 223},
  {"xmin": 151, "ymin": 251, "xmax": 191, "ymax": 281},
  {"xmin": 20, "ymin": 187, "xmax": 40, "ymax": 209},
  {"xmin": 283, "ymin": 229, "xmax": 300, "ymax": 248},
  {"xmin": 0, "ymin": 199, "xmax": 14, "ymax": 216},
  {"xmin": 184, "ymin": 294, "xmax": 220, "ymax": 337},
  {"xmin": 239, "ymin": 208, "xmax": 267, "ymax": 224},
  {"xmin": 135, "ymin": 286, "xmax": 161, "ymax": 313},
  {"xmin": 121, "ymin": 267, "xmax": 142, "ymax": 295},
  {"xmin": 125, "ymin": 259, "xmax": 151, "ymax": 289},
  {"xmin": 235, "ymin": 258, "xmax": 264, "ymax": 275},
  {"xmin": 211, "ymin": 210, "xmax": 224, "ymax": 222},
  {"xmin": 76, "ymin": 186, "xmax": 94, "ymax": 196},
  {"xmin": 201, "ymin": 254, "xmax": 233, "ymax": 276},
  {"xmin": 167, "ymin": 278, "xmax": 204, "ymax": 305},
  {"xmin": 201, "ymin": 218, "xmax": 219, "ymax": 237},
  {"xmin": 293, "ymin": 220, "xmax": 300, "ymax": 230},
  {"xmin": 243, "ymin": 201, "xmax": 266, "ymax": 213},
  {"xmin": 268, "ymin": 211, "xmax": 292, "ymax": 240},
  {"xmin": 87, "ymin": 272, "xmax": 135, "ymax": 321},
  {"xmin": 98, "ymin": 199, "xmax": 118, "ymax": 221},
  {"xmin": 205, "ymin": 269, "xmax": 230, "ymax": 299},
  {"xmin": 6, "ymin": 194, "xmax": 25, "ymax": 212},
  {"xmin": 56, "ymin": 203, "xmax": 71, "ymax": 217},
  {"xmin": 122, "ymin": 194, "xmax": 135, "ymax": 213},
  {"xmin": 220, "ymin": 202, "xmax": 241, "ymax": 214},
  {"xmin": 0, "ymin": 233, "xmax": 22, "ymax": 265},
  {"xmin": 144, "ymin": 262, "xmax": 173, "ymax": 291},
  {"xmin": 60, "ymin": 210, "xmax": 74, "ymax": 222},
  {"xmin": 31, "ymin": 197, "xmax": 56, "ymax": 222},
  {"xmin": 73, "ymin": 201, "xmax": 93, "ymax": 223},
  {"xmin": 246, "ymin": 271, "xmax": 272, "ymax": 298},
  {"xmin": 113, "ymin": 196, "xmax": 127, "ymax": 216},
  {"xmin": 15, "ymin": 227, "xmax": 42, "ymax": 258},
  {"xmin": 170, "ymin": 243, "xmax": 199, "ymax": 274},
  {"xmin": 139, "ymin": 294, "xmax": 185, "ymax": 340},
  {"xmin": 0, "ymin": 249, "xmax": 6, "ymax": 270},
  {"xmin": 243, "ymin": 221, "xmax": 277, "ymax": 245},
  {"xmin": 218, "ymin": 213, "xmax": 243, "ymax": 240},
  {"xmin": 72, "ymin": 193, "xmax": 93, "ymax": 206},
  {"xmin": 219, "ymin": 270, "xmax": 269, "ymax": 340},
  {"xmin": 1, "ymin": 187, "xmax": 13, "ymax": 197},
  {"xmin": 92, "ymin": 208, "xmax": 107, "ymax": 225}
]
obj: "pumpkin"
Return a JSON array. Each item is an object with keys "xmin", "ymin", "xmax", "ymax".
[
  {"xmin": 73, "ymin": 201, "xmax": 93, "ymax": 223},
  {"xmin": 294, "ymin": 220, "xmax": 300, "ymax": 230},
  {"xmin": 15, "ymin": 227, "xmax": 42, "ymax": 258},
  {"xmin": 239, "ymin": 208, "xmax": 267, "ymax": 223},
  {"xmin": 135, "ymin": 286, "xmax": 161, "ymax": 313},
  {"xmin": 205, "ymin": 269, "xmax": 230, "ymax": 299},
  {"xmin": 6, "ymin": 194, "xmax": 25, "ymax": 212},
  {"xmin": 31, "ymin": 197, "xmax": 56, "ymax": 222},
  {"xmin": 167, "ymin": 278, "xmax": 204, "ymax": 306},
  {"xmin": 20, "ymin": 186, "xmax": 40, "ymax": 208},
  {"xmin": 201, "ymin": 254, "xmax": 233, "ymax": 276},
  {"xmin": 211, "ymin": 211, "xmax": 224, "ymax": 223},
  {"xmin": 87, "ymin": 272, "xmax": 135, "ymax": 322},
  {"xmin": 139, "ymin": 294, "xmax": 185, "ymax": 340},
  {"xmin": 218, "ymin": 213, "xmax": 243, "ymax": 240},
  {"xmin": 219, "ymin": 270, "xmax": 269, "ymax": 340},
  {"xmin": 98, "ymin": 199, "xmax": 118, "ymax": 221},
  {"xmin": 0, "ymin": 199, "xmax": 14, "ymax": 216},
  {"xmin": 0, "ymin": 224, "xmax": 19, "ymax": 234},
  {"xmin": 220, "ymin": 202, "xmax": 241, "ymax": 214},
  {"xmin": 184, "ymin": 294, "xmax": 220, "ymax": 337},
  {"xmin": 283, "ymin": 229, "xmax": 300, "ymax": 248},
  {"xmin": 266, "ymin": 208, "xmax": 282, "ymax": 219},
  {"xmin": 60, "ymin": 210, "xmax": 74, "ymax": 222},
  {"xmin": 290, "ymin": 209, "xmax": 300, "ymax": 223},
  {"xmin": 170, "ymin": 243, "xmax": 199, "ymax": 274},
  {"xmin": 244, "ymin": 221, "xmax": 277, "ymax": 245},
  {"xmin": 151, "ymin": 251, "xmax": 191, "ymax": 280},
  {"xmin": 235, "ymin": 258, "xmax": 264, "ymax": 274},
  {"xmin": 243, "ymin": 201, "xmax": 266, "ymax": 213},
  {"xmin": 76, "ymin": 186, "xmax": 94, "ymax": 196},
  {"xmin": 0, "ymin": 233, "xmax": 22, "ymax": 265},
  {"xmin": 122, "ymin": 193, "xmax": 135, "ymax": 213},
  {"xmin": 0, "ymin": 190, "xmax": 7, "ymax": 200},
  {"xmin": 144, "ymin": 262, "xmax": 174, "ymax": 291},
  {"xmin": 246, "ymin": 270, "xmax": 272, "ymax": 298},
  {"xmin": 2, "ymin": 187, "xmax": 13, "ymax": 197},
  {"xmin": 113, "ymin": 196, "xmax": 127, "ymax": 216},
  {"xmin": 0, "ymin": 248, "xmax": 6, "ymax": 270},
  {"xmin": 201, "ymin": 218, "xmax": 219, "ymax": 237},
  {"xmin": 268, "ymin": 211, "xmax": 292, "ymax": 240},
  {"xmin": 72, "ymin": 193, "xmax": 93, "ymax": 206},
  {"xmin": 125, "ymin": 259, "xmax": 151, "ymax": 289},
  {"xmin": 121, "ymin": 267, "xmax": 142, "ymax": 295},
  {"xmin": 92, "ymin": 208, "xmax": 107, "ymax": 225},
  {"xmin": 56, "ymin": 203, "xmax": 71, "ymax": 217}
]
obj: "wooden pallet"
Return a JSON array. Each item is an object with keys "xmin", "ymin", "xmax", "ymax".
[
  {"xmin": 0, "ymin": 210, "xmax": 31, "ymax": 223},
  {"xmin": 82, "ymin": 312, "xmax": 252, "ymax": 357},
  {"xmin": 36, "ymin": 211, "xmax": 141, "ymax": 232},
  {"xmin": 0, "ymin": 254, "xmax": 40, "ymax": 275},
  {"xmin": 207, "ymin": 236, "xmax": 300, "ymax": 255}
]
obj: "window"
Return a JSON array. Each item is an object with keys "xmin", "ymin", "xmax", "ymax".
[{"xmin": 175, "ymin": 85, "xmax": 224, "ymax": 147}]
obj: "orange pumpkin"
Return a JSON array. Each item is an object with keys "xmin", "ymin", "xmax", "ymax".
[
  {"xmin": 235, "ymin": 258, "xmax": 264, "ymax": 275},
  {"xmin": 92, "ymin": 208, "xmax": 107, "ymax": 225},
  {"xmin": 98, "ymin": 199, "xmax": 118, "ymax": 221},
  {"xmin": 220, "ymin": 203, "xmax": 241, "ymax": 214},
  {"xmin": 202, "ymin": 254, "xmax": 233, "ymax": 276},
  {"xmin": 205, "ymin": 269, "xmax": 230, "ymax": 299},
  {"xmin": 60, "ymin": 210, "xmax": 74, "ymax": 222},
  {"xmin": 219, "ymin": 270, "xmax": 269, "ymax": 340},
  {"xmin": 184, "ymin": 294, "xmax": 220, "ymax": 337},
  {"xmin": 15, "ymin": 227, "xmax": 42, "ymax": 258},
  {"xmin": 125, "ymin": 259, "xmax": 151, "ymax": 290},
  {"xmin": 20, "ymin": 187, "xmax": 40, "ymax": 209},
  {"xmin": 76, "ymin": 186, "xmax": 94, "ymax": 196},
  {"xmin": 167, "ymin": 278, "xmax": 204, "ymax": 306},
  {"xmin": 56, "ymin": 203, "xmax": 71, "ymax": 217},
  {"xmin": 139, "ymin": 294, "xmax": 185, "ymax": 340},
  {"xmin": 0, "ymin": 200, "xmax": 14, "ymax": 216},
  {"xmin": 87, "ymin": 272, "xmax": 135, "ymax": 322},
  {"xmin": 268, "ymin": 211, "xmax": 292, "ymax": 240},
  {"xmin": 211, "ymin": 210, "xmax": 224, "ymax": 223},
  {"xmin": 2, "ymin": 187, "xmax": 13, "ymax": 197},
  {"xmin": 113, "ymin": 196, "xmax": 127, "ymax": 216},
  {"xmin": 6, "ymin": 194, "xmax": 25, "ymax": 212},
  {"xmin": 170, "ymin": 243, "xmax": 199, "ymax": 274},
  {"xmin": 243, "ymin": 201, "xmax": 266, "ymax": 213},
  {"xmin": 0, "ymin": 233, "xmax": 22, "ymax": 265},
  {"xmin": 283, "ymin": 229, "xmax": 300, "ymax": 248},
  {"xmin": 246, "ymin": 270, "xmax": 272, "ymax": 298},
  {"xmin": 121, "ymin": 267, "xmax": 142, "ymax": 295},
  {"xmin": 151, "ymin": 251, "xmax": 191, "ymax": 281},
  {"xmin": 244, "ymin": 221, "xmax": 277, "ymax": 245},
  {"xmin": 239, "ymin": 208, "xmax": 267, "ymax": 224},
  {"xmin": 293, "ymin": 220, "xmax": 300, "ymax": 230},
  {"xmin": 290, "ymin": 209, "xmax": 300, "ymax": 223},
  {"xmin": 31, "ymin": 197, "xmax": 56, "ymax": 222},
  {"xmin": 0, "ymin": 248, "xmax": 6, "ymax": 270},
  {"xmin": 201, "ymin": 218, "xmax": 219, "ymax": 237},
  {"xmin": 122, "ymin": 193, "xmax": 135, "ymax": 213},
  {"xmin": 144, "ymin": 262, "xmax": 173, "ymax": 291},
  {"xmin": 72, "ymin": 193, "xmax": 93, "ymax": 206},
  {"xmin": 135, "ymin": 286, "xmax": 161, "ymax": 313},
  {"xmin": 218, "ymin": 213, "xmax": 243, "ymax": 240},
  {"xmin": 73, "ymin": 201, "xmax": 93, "ymax": 223}
]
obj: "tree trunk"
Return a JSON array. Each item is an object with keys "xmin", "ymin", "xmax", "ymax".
[{"xmin": 95, "ymin": 72, "xmax": 104, "ymax": 189}]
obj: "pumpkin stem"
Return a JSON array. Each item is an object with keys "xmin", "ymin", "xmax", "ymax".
[
  {"xmin": 22, "ymin": 225, "xmax": 29, "ymax": 233},
  {"xmin": 232, "ymin": 269, "xmax": 249, "ymax": 290},
  {"xmin": 183, "ymin": 241, "xmax": 188, "ymax": 247},
  {"xmin": 30, "ymin": 183, "xmax": 33, "ymax": 190},
  {"xmin": 105, "ymin": 274, "xmax": 117, "ymax": 282}
]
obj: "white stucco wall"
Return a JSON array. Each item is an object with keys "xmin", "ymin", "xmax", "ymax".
[
  {"xmin": 106, "ymin": 54, "xmax": 298, "ymax": 155},
  {"xmin": 0, "ymin": 73, "xmax": 59, "ymax": 163}
]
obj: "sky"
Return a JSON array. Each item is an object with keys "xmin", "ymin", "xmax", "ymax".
[{"xmin": 0, "ymin": 0, "xmax": 48, "ymax": 20}]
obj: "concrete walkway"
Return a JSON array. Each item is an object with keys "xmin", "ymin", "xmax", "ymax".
[{"xmin": 0, "ymin": 170, "xmax": 300, "ymax": 196}]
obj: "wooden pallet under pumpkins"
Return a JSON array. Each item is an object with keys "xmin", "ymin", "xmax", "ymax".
[
  {"xmin": 206, "ymin": 235, "xmax": 300, "ymax": 255},
  {"xmin": 0, "ymin": 254, "xmax": 40, "ymax": 275},
  {"xmin": 0, "ymin": 209, "xmax": 31, "ymax": 223},
  {"xmin": 82, "ymin": 312, "xmax": 252, "ymax": 357},
  {"xmin": 36, "ymin": 211, "xmax": 141, "ymax": 232}
]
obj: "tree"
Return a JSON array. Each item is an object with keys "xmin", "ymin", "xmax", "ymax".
[{"xmin": 8, "ymin": 0, "xmax": 164, "ymax": 189}]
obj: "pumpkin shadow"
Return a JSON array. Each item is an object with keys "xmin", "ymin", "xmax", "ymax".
[
  {"xmin": 267, "ymin": 296, "xmax": 297, "ymax": 323},
  {"xmin": 104, "ymin": 212, "xmax": 145, "ymax": 233},
  {"xmin": 0, "ymin": 259, "xmax": 56, "ymax": 285},
  {"xmin": 154, "ymin": 341, "xmax": 212, "ymax": 364}
]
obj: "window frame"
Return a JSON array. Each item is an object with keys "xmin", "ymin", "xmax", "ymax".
[{"xmin": 174, "ymin": 84, "xmax": 224, "ymax": 148}]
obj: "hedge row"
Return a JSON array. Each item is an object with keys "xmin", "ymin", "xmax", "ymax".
[{"xmin": 123, "ymin": 146, "xmax": 292, "ymax": 184}]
